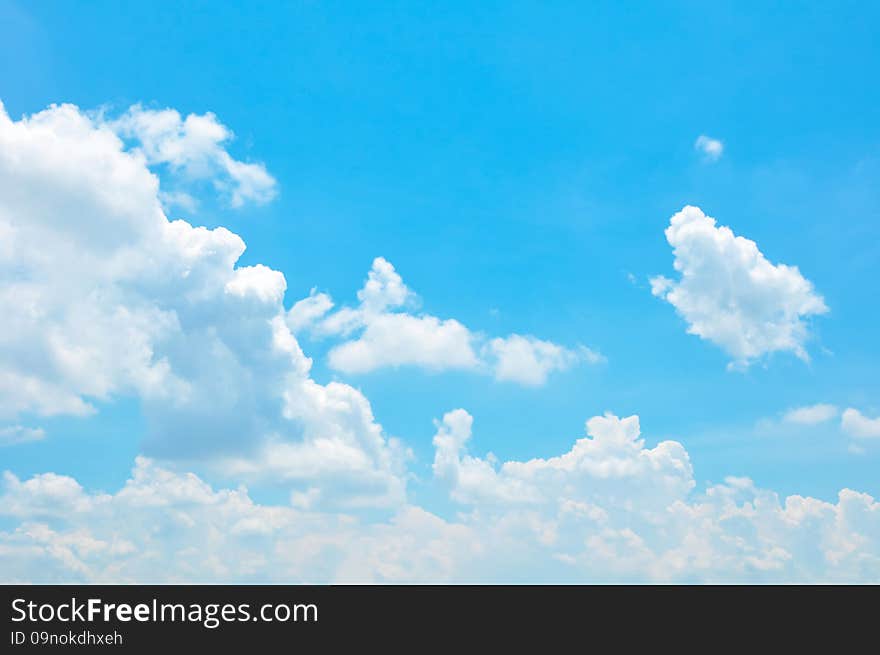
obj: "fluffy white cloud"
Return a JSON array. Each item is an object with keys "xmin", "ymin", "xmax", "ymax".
[
  {"xmin": 290, "ymin": 258, "xmax": 600, "ymax": 385},
  {"xmin": 433, "ymin": 410, "xmax": 694, "ymax": 509},
  {"xmin": 841, "ymin": 409, "xmax": 880, "ymax": 440},
  {"xmin": 694, "ymin": 134, "xmax": 724, "ymax": 162},
  {"xmin": 0, "ymin": 458, "xmax": 475, "ymax": 583},
  {"xmin": 2, "ymin": 414, "xmax": 879, "ymax": 583},
  {"xmin": 651, "ymin": 206, "xmax": 828, "ymax": 368},
  {"xmin": 427, "ymin": 410, "xmax": 880, "ymax": 582},
  {"xmin": 110, "ymin": 105, "xmax": 277, "ymax": 207},
  {"xmin": 783, "ymin": 403, "xmax": 839, "ymax": 425},
  {"xmin": 0, "ymin": 100, "xmax": 403, "ymax": 507},
  {"xmin": 0, "ymin": 101, "xmax": 182, "ymax": 418},
  {"xmin": 224, "ymin": 264, "xmax": 287, "ymax": 305}
]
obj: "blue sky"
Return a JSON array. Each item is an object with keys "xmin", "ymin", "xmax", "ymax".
[{"xmin": 0, "ymin": 2, "xmax": 878, "ymax": 582}]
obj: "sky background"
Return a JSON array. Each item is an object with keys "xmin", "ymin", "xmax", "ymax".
[{"xmin": 0, "ymin": 1, "xmax": 878, "ymax": 581}]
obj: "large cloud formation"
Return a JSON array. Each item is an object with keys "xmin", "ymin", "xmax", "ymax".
[
  {"xmin": 1, "ymin": 100, "xmax": 877, "ymax": 583},
  {"xmin": 651, "ymin": 206, "xmax": 828, "ymax": 368},
  {"xmin": 0, "ymin": 101, "xmax": 404, "ymax": 508},
  {"xmin": 1, "ymin": 415, "xmax": 878, "ymax": 583}
]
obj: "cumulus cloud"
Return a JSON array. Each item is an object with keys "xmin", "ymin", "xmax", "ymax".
[
  {"xmin": 433, "ymin": 410, "xmax": 693, "ymax": 509},
  {"xmin": 783, "ymin": 403, "xmax": 839, "ymax": 425},
  {"xmin": 0, "ymin": 458, "xmax": 475, "ymax": 583},
  {"xmin": 356, "ymin": 256, "xmax": 413, "ymax": 313},
  {"xmin": 289, "ymin": 258, "xmax": 600, "ymax": 385},
  {"xmin": 651, "ymin": 206, "xmax": 828, "ymax": 368},
  {"xmin": 0, "ymin": 100, "xmax": 402, "ymax": 507},
  {"xmin": 2, "ymin": 415, "xmax": 879, "ymax": 583},
  {"xmin": 694, "ymin": 135, "xmax": 723, "ymax": 162},
  {"xmin": 109, "ymin": 105, "xmax": 277, "ymax": 207},
  {"xmin": 427, "ymin": 410, "xmax": 880, "ymax": 582}
]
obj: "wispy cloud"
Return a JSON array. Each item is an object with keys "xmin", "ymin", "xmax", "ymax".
[
  {"xmin": 0, "ymin": 426, "xmax": 45, "ymax": 447},
  {"xmin": 694, "ymin": 134, "xmax": 724, "ymax": 162},
  {"xmin": 783, "ymin": 403, "xmax": 839, "ymax": 425},
  {"xmin": 842, "ymin": 408, "xmax": 880, "ymax": 440}
]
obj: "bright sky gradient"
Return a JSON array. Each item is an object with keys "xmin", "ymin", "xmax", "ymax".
[{"xmin": 0, "ymin": 1, "xmax": 878, "ymax": 582}]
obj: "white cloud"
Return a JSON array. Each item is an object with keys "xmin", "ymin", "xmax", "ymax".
[
  {"xmin": 356, "ymin": 256, "xmax": 413, "ymax": 313},
  {"xmin": 651, "ymin": 206, "xmax": 828, "ymax": 368},
  {"xmin": 0, "ymin": 425, "xmax": 45, "ymax": 447},
  {"xmin": 783, "ymin": 403, "xmax": 839, "ymax": 425},
  {"xmin": 109, "ymin": 105, "xmax": 277, "ymax": 207},
  {"xmin": 433, "ymin": 410, "xmax": 694, "ymax": 509},
  {"xmin": 841, "ymin": 408, "xmax": 880, "ymax": 440},
  {"xmin": 0, "ymin": 100, "xmax": 402, "ymax": 508},
  {"xmin": 0, "ymin": 101, "xmax": 184, "ymax": 418},
  {"xmin": 485, "ymin": 336, "xmax": 603, "ymax": 387},
  {"xmin": 286, "ymin": 289, "xmax": 334, "ymax": 333},
  {"xmin": 291, "ymin": 257, "xmax": 601, "ymax": 386},
  {"xmin": 0, "ymin": 457, "xmax": 477, "ymax": 583},
  {"xmin": 224, "ymin": 264, "xmax": 287, "ymax": 305},
  {"xmin": 212, "ymin": 376, "xmax": 410, "ymax": 508},
  {"xmin": 328, "ymin": 313, "xmax": 479, "ymax": 374},
  {"xmin": 2, "ymin": 414, "xmax": 879, "ymax": 583},
  {"xmin": 694, "ymin": 135, "xmax": 724, "ymax": 162}
]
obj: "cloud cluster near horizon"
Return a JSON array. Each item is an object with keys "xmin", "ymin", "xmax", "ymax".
[{"xmin": 2, "ymin": 412, "xmax": 879, "ymax": 583}]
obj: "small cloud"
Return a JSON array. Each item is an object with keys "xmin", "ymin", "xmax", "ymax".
[
  {"xmin": 577, "ymin": 345, "xmax": 606, "ymax": 365},
  {"xmin": 783, "ymin": 403, "xmax": 839, "ymax": 425},
  {"xmin": 109, "ymin": 105, "xmax": 278, "ymax": 208},
  {"xmin": 0, "ymin": 425, "xmax": 46, "ymax": 447},
  {"xmin": 694, "ymin": 135, "xmax": 724, "ymax": 162}
]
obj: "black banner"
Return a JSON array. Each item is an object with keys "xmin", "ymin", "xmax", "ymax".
[{"xmin": 0, "ymin": 585, "xmax": 871, "ymax": 649}]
